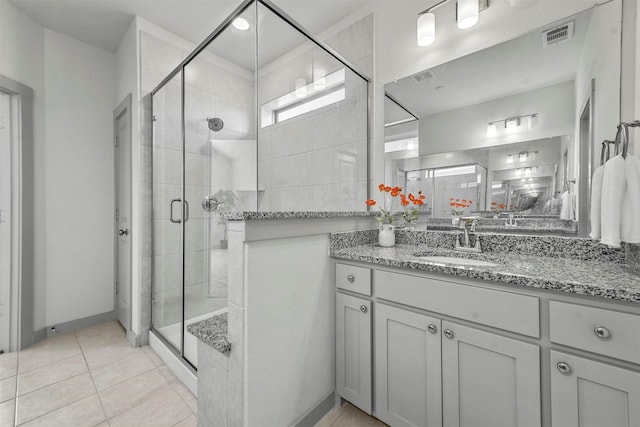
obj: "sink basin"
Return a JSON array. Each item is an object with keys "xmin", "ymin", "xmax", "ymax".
[{"xmin": 416, "ymin": 256, "xmax": 498, "ymax": 268}]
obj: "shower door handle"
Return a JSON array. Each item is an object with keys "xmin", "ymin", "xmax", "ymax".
[
  {"xmin": 183, "ymin": 200, "xmax": 189, "ymax": 223},
  {"xmin": 170, "ymin": 198, "xmax": 182, "ymax": 224}
]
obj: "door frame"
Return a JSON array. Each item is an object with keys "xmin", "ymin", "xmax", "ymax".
[
  {"xmin": 113, "ymin": 94, "xmax": 133, "ymax": 332},
  {"xmin": 578, "ymin": 79, "xmax": 595, "ymax": 237},
  {"xmin": 0, "ymin": 73, "xmax": 34, "ymax": 351}
]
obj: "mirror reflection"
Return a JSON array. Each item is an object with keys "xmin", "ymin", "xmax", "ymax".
[{"xmin": 384, "ymin": 1, "xmax": 621, "ymax": 235}]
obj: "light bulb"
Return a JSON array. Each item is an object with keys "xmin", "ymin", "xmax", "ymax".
[
  {"xmin": 417, "ymin": 12, "xmax": 436, "ymax": 46},
  {"xmin": 486, "ymin": 123, "xmax": 497, "ymax": 137},
  {"xmin": 527, "ymin": 114, "xmax": 538, "ymax": 129},
  {"xmin": 232, "ymin": 17, "xmax": 250, "ymax": 31},
  {"xmin": 506, "ymin": 118, "xmax": 519, "ymax": 133},
  {"xmin": 457, "ymin": 0, "xmax": 479, "ymax": 29}
]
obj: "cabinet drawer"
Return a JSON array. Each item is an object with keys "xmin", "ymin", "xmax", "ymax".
[
  {"xmin": 336, "ymin": 263, "xmax": 371, "ymax": 296},
  {"xmin": 375, "ymin": 270, "xmax": 540, "ymax": 337},
  {"xmin": 550, "ymin": 301, "xmax": 640, "ymax": 364}
]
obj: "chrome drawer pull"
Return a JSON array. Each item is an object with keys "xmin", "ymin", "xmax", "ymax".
[
  {"xmin": 427, "ymin": 324, "xmax": 437, "ymax": 334},
  {"xmin": 347, "ymin": 275, "xmax": 355, "ymax": 283},
  {"xmin": 557, "ymin": 362, "xmax": 571, "ymax": 374},
  {"xmin": 443, "ymin": 329, "xmax": 454, "ymax": 339},
  {"xmin": 360, "ymin": 305, "xmax": 368, "ymax": 313},
  {"xmin": 594, "ymin": 326, "xmax": 611, "ymax": 339}
]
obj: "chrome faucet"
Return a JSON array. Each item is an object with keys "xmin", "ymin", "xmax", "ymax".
[
  {"xmin": 455, "ymin": 217, "xmax": 482, "ymax": 253},
  {"xmin": 505, "ymin": 213, "xmax": 518, "ymax": 227}
]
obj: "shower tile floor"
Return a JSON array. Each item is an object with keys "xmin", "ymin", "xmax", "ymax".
[{"xmin": 0, "ymin": 321, "xmax": 197, "ymax": 426}]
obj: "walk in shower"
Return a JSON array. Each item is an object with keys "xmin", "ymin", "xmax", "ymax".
[{"xmin": 151, "ymin": 0, "xmax": 369, "ymax": 369}]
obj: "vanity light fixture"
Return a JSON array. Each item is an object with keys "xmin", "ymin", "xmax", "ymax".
[
  {"xmin": 505, "ymin": 117, "xmax": 520, "ymax": 133},
  {"xmin": 486, "ymin": 112, "xmax": 538, "ymax": 136},
  {"xmin": 457, "ymin": 0, "xmax": 479, "ymax": 29},
  {"xmin": 417, "ymin": 0, "xmax": 488, "ymax": 47},
  {"xmin": 486, "ymin": 122, "xmax": 498, "ymax": 137}
]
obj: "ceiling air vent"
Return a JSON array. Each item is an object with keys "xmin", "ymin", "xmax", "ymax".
[
  {"xmin": 411, "ymin": 69, "xmax": 435, "ymax": 84},
  {"xmin": 542, "ymin": 21, "xmax": 574, "ymax": 47}
]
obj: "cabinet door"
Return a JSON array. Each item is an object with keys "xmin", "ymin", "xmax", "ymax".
[
  {"xmin": 550, "ymin": 350, "xmax": 640, "ymax": 427},
  {"xmin": 375, "ymin": 303, "xmax": 442, "ymax": 427},
  {"xmin": 336, "ymin": 292, "xmax": 372, "ymax": 414},
  {"xmin": 442, "ymin": 321, "xmax": 541, "ymax": 427}
]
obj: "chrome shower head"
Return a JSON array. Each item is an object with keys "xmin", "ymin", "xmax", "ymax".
[{"xmin": 207, "ymin": 117, "xmax": 224, "ymax": 132}]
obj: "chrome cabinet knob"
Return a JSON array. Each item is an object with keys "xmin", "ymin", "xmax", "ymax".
[
  {"xmin": 594, "ymin": 326, "xmax": 611, "ymax": 339},
  {"xmin": 118, "ymin": 229, "xmax": 128, "ymax": 236},
  {"xmin": 443, "ymin": 329, "xmax": 454, "ymax": 339},
  {"xmin": 557, "ymin": 362, "xmax": 571, "ymax": 374},
  {"xmin": 360, "ymin": 305, "xmax": 368, "ymax": 313},
  {"xmin": 347, "ymin": 275, "xmax": 355, "ymax": 283},
  {"xmin": 427, "ymin": 324, "xmax": 437, "ymax": 334}
]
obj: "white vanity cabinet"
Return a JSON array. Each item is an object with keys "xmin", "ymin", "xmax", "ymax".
[
  {"xmin": 550, "ymin": 350, "xmax": 640, "ymax": 427},
  {"xmin": 335, "ymin": 264, "xmax": 372, "ymax": 414},
  {"xmin": 373, "ymin": 269, "xmax": 541, "ymax": 427},
  {"xmin": 549, "ymin": 301, "xmax": 640, "ymax": 426},
  {"xmin": 374, "ymin": 303, "xmax": 442, "ymax": 427},
  {"xmin": 441, "ymin": 321, "xmax": 540, "ymax": 427}
]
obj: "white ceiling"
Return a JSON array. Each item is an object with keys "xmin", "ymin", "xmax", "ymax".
[
  {"xmin": 385, "ymin": 7, "xmax": 593, "ymax": 118},
  {"xmin": 8, "ymin": 0, "xmax": 370, "ymax": 52}
]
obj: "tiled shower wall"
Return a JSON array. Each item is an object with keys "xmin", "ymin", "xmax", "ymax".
[{"xmin": 257, "ymin": 14, "xmax": 373, "ymax": 211}]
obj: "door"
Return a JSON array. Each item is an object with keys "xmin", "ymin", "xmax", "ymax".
[
  {"xmin": 336, "ymin": 292, "xmax": 372, "ymax": 414},
  {"xmin": 441, "ymin": 321, "xmax": 541, "ymax": 427},
  {"xmin": 375, "ymin": 303, "xmax": 442, "ymax": 427},
  {"xmin": 0, "ymin": 90, "xmax": 11, "ymax": 352},
  {"xmin": 550, "ymin": 350, "xmax": 640, "ymax": 427},
  {"xmin": 114, "ymin": 96, "xmax": 132, "ymax": 331}
]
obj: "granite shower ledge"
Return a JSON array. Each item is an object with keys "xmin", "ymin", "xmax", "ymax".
[
  {"xmin": 187, "ymin": 312, "xmax": 231, "ymax": 354},
  {"xmin": 332, "ymin": 244, "xmax": 640, "ymax": 304},
  {"xmin": 221, "ymin": 211, "xmax": 374, "ymax": 221}
]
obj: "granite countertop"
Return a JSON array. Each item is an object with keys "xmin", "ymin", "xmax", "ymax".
[
  {"xmin": 186, "ymin": 312, "xmax": 231, "ymax": 353},
  {"xmin": 332, "ymin": 243, "xmax": 640, "ymax": 303},
  {"xmin": 222, "ymin": 211, "xmax": 374, "ymax": 221}
]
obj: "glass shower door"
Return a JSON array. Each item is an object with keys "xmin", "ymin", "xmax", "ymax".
[{"xmin": 152, "ymin": 72, "xmax": 185, "ymax": 354}]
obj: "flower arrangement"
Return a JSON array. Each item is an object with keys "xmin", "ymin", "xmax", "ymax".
[
  {"xmin": 490, "ymin": 201, "xmax": 506, "ymax": 216},
  {"xmin": 366, "ymin": 184, "xmax": 426, "ymax": 224},
  {"xmin": 449, "ymin": 197, "xmax": 473, "ymax": 216}
]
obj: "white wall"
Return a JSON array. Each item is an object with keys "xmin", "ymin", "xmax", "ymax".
[
  {"xmin": 419, "ymin": 81, "xmax": 575, "ymax": 156},
  {"xmin": 0, "ymin": 1, "xmax": 47, "ymax": 331},
  {"xmin": 44, "ymin": 29, "xmax": 116, "ymax": 325}
]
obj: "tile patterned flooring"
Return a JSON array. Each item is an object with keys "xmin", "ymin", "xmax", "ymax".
[
  {"xmin": 0, "ymin": 321, "xmax": 197, "ymax": 426},
  {"xmin": 0, "ymin": 319, "xmax": 383, "ymax": 426},
  {"xmin": 315, "ymin": 403, "xmax": 387, "ymax": 427}
]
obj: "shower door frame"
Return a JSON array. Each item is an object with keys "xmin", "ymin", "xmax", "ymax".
[{"xmin": 149, "ymin": 0, "xmax": 372, "ymax": 370}]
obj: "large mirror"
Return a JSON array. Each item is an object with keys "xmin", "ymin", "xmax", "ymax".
[{"xmin": 384, "ymin": 0, "xmax": 621, "ymax": 236}]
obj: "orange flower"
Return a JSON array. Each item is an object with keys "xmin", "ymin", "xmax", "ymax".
[
  {"xmin": 449, "ymin": 197, "xmax": 453, "ymax": 201},
  {"xmin": 491, "ymin": 201, "xmax": 497, "ymax": 205},
  {"xmin": 384, "ymin": 186, "xmax": 392, "ymax": 192},
  {"xmin": 450, "ymin": 202, "xmax": 455, "ymax": 207},
  {"xmin": 400, "ymin": 199, "xmax": 410, "ymax": 206},
  {"xmin": 409, "ymin": 193, "xmax": 415, "ymax": 201},
  {"xmin": 414, "ymin": 199, "xmax": 424, "ymax": 206},
  {"xmin": 391, "ymin": 188, "xmax": 400, "ymax": 197},
  {"xmin": 378, "ymin": 184, "xmax": 385, "ymax": 191},
  {"xmin": 365, "ymin": 199, "xmax": 377, "ymax": 206}
]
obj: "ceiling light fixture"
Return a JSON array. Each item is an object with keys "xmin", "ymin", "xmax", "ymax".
[
  {"xmin": 232, "ymin": 17, "xmax": 250, "ymax": 31},
  {"xmin": 417, "ymin": 0, "xmax": 488, "ymax": 47}
]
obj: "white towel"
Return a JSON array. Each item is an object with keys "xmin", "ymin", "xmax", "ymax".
[
  {"xmin": 600, "ymin": 154, "xmax": 626, "ymax": 248},
  {"xmin": 559, "ymin": 191, "xmax": 573, "ymax": 220},
  {"xmin": 589, "ymin": 164, "xmax": 605, "ymax": 239},
  {"xmin": 621, "ymin": 155, "xmax": 640, "ymax": 243}
]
